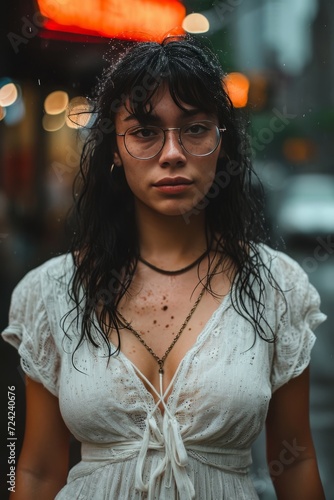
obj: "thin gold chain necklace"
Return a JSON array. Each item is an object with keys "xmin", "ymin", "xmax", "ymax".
[
  {"xmin": 116, "ymin": 258, "xmax": 221, "ymax": 398},
  {"xmin": 117, "ymin": 285, "xmax": 206, "ymax": 376}
]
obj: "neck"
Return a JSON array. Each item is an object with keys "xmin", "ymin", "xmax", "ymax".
[{"xmin": 135, "ymin": 203, "xmax": 208, "ymax": 263}]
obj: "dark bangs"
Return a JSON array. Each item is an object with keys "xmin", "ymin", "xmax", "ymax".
[
  {"xmin": 107, "ymin": 37, "xmax": 228, "ymax": 124},
  {"xmin": 167, "ymin": 60, "xmax": 224, "ymax": 118}
]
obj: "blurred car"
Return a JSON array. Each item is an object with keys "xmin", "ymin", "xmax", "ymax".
[{"xmin": 275, "ymin": 173, "xmax": 334, "ymax": 243}]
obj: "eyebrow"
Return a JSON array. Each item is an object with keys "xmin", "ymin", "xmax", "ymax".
[{"xmin": 122, "ymin": 108, "xmax": 207, "ymax": 123}]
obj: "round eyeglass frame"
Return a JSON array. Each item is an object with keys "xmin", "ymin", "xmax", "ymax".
[{"xmin": 115, "ymin": 120, "xmax": 227, "ymax": 160}]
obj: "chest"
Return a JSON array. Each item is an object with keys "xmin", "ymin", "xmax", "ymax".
[
  {"xmin": 59, "ymin": 308, "xmax": 273, "ymax": 444},
  {"xmin": 111, "ymin": 291, "xmax": 220, "ymax": 399},
  {"xmin": 109, "ymin": 277, "xmax": 230, "ymax": 407}
]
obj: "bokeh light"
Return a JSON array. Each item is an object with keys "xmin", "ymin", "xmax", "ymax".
[
  {"xmin": 42, "ymin": 111, "xmax": 66, "ymax": 132},
  {"xmin": 223, "ymin": 72, "xmax": 250, "ymax": 108},
  {"xmin": 283, "ymin": 137, "xmax": 316, "ymax": 163},
  {"xmin": 0, "ymin": 106, "xmax": 6, "ymax": 121},
  {"xmin": 44, "ymin": 90, "xmax": 69, "ymax": 115},
  {"xmin": 0, "ymin": 83, "xmax": 18, "ymax": 107},
  {"xmin": 182, "ymin": 13, "xmax": 210, "ymax": 33},
  {"xmin": 66, "ymin": 96, "xmax": 92, "ymax": 129}
]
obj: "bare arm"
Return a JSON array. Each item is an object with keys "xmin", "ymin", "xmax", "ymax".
[
  {"xmin": 11, "ymin": 376, "xmax": 70, "ymax": 499},
  {"xmin": 266, "ymin": 367, "xmax": 325, "ymax": 500}
]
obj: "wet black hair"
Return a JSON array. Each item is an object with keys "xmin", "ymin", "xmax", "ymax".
[{"xmin": 64, "ymin": 34, "xmax": 280, "ymax": 359}]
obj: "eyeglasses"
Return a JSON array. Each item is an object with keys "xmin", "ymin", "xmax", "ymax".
[{"xmin": 116, "ymin": 120, "xmax": 226, "ymax": 160}]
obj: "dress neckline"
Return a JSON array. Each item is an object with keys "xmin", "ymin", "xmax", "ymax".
[
  {"xmin": 106, "ymin": 290, "xmax": 233, "ymax": 416},
  {"xmin": 73, "ymin": 252, "xmax": 237, "ymax": 414}
]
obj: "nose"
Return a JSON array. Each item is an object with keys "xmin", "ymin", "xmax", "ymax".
[{"xmin": 158, "ymin": 129, "xmax": 186, "ymax": 167}]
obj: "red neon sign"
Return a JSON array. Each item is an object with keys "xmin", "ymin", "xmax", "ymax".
[{"xmin": 36, "ymin": 0, "xmax": 186, "ymax": 41}]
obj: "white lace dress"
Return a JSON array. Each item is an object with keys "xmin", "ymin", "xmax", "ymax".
[{"xmin": 2, "ymin": 245, "xmax": 326, "ymax": 500}]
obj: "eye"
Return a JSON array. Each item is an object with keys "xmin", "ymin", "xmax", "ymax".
[
  {"xmin": 183, "ymin": 122, "xmax": 210, "ymax": 135},
  {"xmin": 129, "ymin": 126, "xmax": 159, "ymax": 139}
]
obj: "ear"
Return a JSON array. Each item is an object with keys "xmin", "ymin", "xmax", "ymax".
[{"xmin": 113, "ymin": 151, "xmax": 123, "ymax": 167}]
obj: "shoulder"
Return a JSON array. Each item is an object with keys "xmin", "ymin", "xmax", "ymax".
[
  {"xmin": 5, "ymin": 254, "xmax": 76, "ymax": 350},
  {"xmin": 255, "ymin": 242, "xmax": 326, "ymax": 335},
  {"xmin": 23, "ymin": 253, "xmax": 74, "ymax": 280},
  {"xmin": 256, "ymin": 242, "xmax": 301, "ymax": 270},
  {"xmin": 8, "ymin": 254, "xmax": 75, "ymax": 322},
  {"xmin": 12, "ymin": 254, "xmax": 74, "ymax": 298},
  {"xmin": 255, "ymin": 243, "xmax": 309, "ymax": 289},
  {"xmin": 3, "ymin": 255, "xmax": 74, "ymax": 397},
  {"xmin": 253, "ymin": 244, "xmax": 326, "ymax": 330}
]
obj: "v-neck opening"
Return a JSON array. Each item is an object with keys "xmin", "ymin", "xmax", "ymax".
[
  {"xmin": 105, "ymin": 290, "xmax": 232, "ymax": 415},
  {"xmin": 76, "ymin": 255, "xmax": 236, "ymax": 415}
]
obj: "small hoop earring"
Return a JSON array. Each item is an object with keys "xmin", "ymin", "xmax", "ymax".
[{"xmin": 110, "ymin": 163, "xmax": 115, "ymax": 173}]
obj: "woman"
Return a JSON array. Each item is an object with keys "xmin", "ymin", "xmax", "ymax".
[{"xmin": 3, "ymin": 35, "xmax": 326, "ymax": 499}]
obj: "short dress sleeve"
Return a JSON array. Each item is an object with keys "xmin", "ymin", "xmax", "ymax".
[
  {"xmin": 270, "ymin": 251, "xmax": 327, "ymax": 393},
  {"xmin": 2, "ymin": 266, "xmax": 61, "ymax": 396}
]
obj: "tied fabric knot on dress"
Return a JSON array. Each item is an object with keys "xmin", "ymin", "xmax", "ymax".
[
  {"xmin": 130, "ymin": 362, "xmax": 195, "ymax": 500},
  {"xmin": 163, "ymin": 416, "xmax": 195, "ymax": 498},
  {"xmin": 135, "ymin": 416, "xmax": 164, "ymax": 494}
]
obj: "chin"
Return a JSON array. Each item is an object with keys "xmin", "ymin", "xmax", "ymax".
[
  {"xmin": 162, "ymin": 203, "xmax": 205, "ymax": 221},
  {"xmin": 136, "ymin": 197, "xmax": 206, "ymax": 221}
]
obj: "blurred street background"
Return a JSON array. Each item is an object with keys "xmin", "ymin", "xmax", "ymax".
[{"xmin": 1, "ymin": 1, "xmax": 333, "ymax": 498}]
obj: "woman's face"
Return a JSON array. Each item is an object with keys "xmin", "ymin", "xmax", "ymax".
[{"xmin": 113, "ymin": 86, "xmax": 223, "ymax": 220}]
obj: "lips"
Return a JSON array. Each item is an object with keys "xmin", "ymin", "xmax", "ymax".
[{"xmin": 153, "ymin": 177, "xmax": 193, "ymax": 187}]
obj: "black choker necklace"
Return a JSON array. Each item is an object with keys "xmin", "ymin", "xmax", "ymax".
[{"xmin": 138, "ymin": 249, "xmax": 208, "ymax": 276}]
